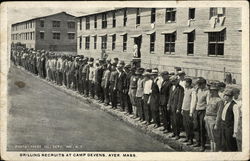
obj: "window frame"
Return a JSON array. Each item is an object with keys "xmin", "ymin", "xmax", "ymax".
[
  {"xmin": 208, "ymin": 29, "xmax": 226, "ymax": 56},
  {"xmin": 102, "ymin": 13, "xmax": 107, "ymax": 29},
  {"xmin": 112, "ymin": 11, "xmax": 116, "ymax": 28},
  {"xmin": 79, "ymin": 36, "xmax": 82, "ymax": 49},
  {"xmin": 150, "ymin": 32, "xmax": 156, "ymax": 53},
  {"xmin": 40, "ymin": 32, "xmax": 45, "ymax": 40},
  {"xmin": 85, "ymin": 36, "xmax": 90, "ymax": 50},
  {"xmin": 209, "ymin": 8, "xmax": 226, "ymax": 19},
  {"xmin": 52, "ymin": 32, "xmax": 60, "ymax": 40},
  {"xmin": 123, "ymin": 34, "xmax": 127, "ymax": 52},
  {"xmin": 94, "ymin": 15, "xmax": 97, "ymax": 29},
  {"xmin": 188, "ymin": 8, "xmax": 195, "ymax": 20},
  {"xmin": 164, "ymin": 32, "xmax": 176, "ymax": 54},
  {"xmin": 40, "ymin": 20, "xmax": 44, "ymax": 27},
  {"xmin": 67, "ymin": 21, "xmax": 75, "ymax": 29},
  {"xmin": 101, "ymin": 35, "xmax": 107, "ymax": 50},
  {"xmin": 112, "ymin": 34, "xmax": 116, "ymax": 50},
  {"xmin": 123, "ymin": 8, "xmax": 127, "ymax": 26},
  {"xmin": 136, "ymin": 8, "xmax": 141, "ymax": 26},
  {"xmin": 68, "ymin": 33, "xmax": 75, "ymax": 40},
  {"xmin": 94, "ymin": 36, "xmax": 97, "ymax": 49},
  {"xmin": 165, "ymin": 8, "xmax": 176, "ymax": 23},
  {"xmin": 151, "ymin": 8, "xmax": 156, "ymax": 23},
  {"xmin": 187, "ymin": 31, "xmax": 195, "ymax": 55},
  {"xmin": 52, "ymin": 20, "xmax": 61, "ymax": 28},
  {"xmin": 86, "ymin": 17, "xmax": 90, "ymax": 30}
]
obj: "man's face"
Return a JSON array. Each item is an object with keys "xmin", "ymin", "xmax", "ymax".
[
  {"xmin": 198, "ymin": 83, "xmax": 206, "ymax": 89},
  {"xmin": 223, "ymin": 95, "xmax": 231, "ymax": 102},
  {"xmin": 234, "ymin": 93, "xmax": 240, "ymax": 100},
  {"xmin": 185, "ymin": 81, "xmax": 191, "ymax": 88}
]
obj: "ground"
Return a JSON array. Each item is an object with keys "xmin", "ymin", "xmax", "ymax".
[{"xmin": 7, "ymin": 66, "xmax": 173, "ymax": 152}]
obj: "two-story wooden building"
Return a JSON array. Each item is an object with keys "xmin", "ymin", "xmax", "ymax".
[
  {"xmin": 77, "ymin": 7, "xmax": 242, "ymax": 84},
  {"xmin": 11, "ymin": 12, "xmax": 77, "ymax": 53}
]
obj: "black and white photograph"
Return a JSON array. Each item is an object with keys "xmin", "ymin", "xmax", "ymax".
[{"xmin": 0, "ymin": 1, "xmax": 249, "ymax": 161}]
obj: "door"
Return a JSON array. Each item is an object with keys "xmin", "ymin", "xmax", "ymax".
[{"xmin": 134, "ymin": 36, "xmax": 142, "ymax": 58}]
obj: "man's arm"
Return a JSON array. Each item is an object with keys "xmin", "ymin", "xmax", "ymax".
[{"xmin": 233, "ymin": 104, "xmax": 239, "ymax": 137}]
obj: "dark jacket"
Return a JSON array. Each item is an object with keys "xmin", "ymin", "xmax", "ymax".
[
  {"xmin": 159, "ymin": 80, "xmax": 172, "ymax": 106},
  {"xmin": 116, "ymin": 71, "xmax": 127, "ymax": 91},
  {"xmin": 168, "ymin": 84, "xmax": 184, "ymax": 112}
]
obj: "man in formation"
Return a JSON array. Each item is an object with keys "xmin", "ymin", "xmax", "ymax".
[{"xmin": 11, "ymin": 46, "xmax": 242, "ymax": 152}]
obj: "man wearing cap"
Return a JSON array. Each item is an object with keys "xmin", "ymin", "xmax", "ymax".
[
  {"xmin": 231, "ymin": 88, "xmax": 242, "ymax": 151},
  {"xmin": 66, "ymin": 57, "xmax": 73, "ymax": 88},
  {"xmin": 101, "ymin": 63, "xmax": 111, "ymax": 105},
  {"xmin": 88, "ymin": 58, "xmax": 95, "ymax": 98},
  {"xmin": 216, "ymin": 88, "xmax": 239, "ymax": 151},
  {"xmin": 204, "ymin": 82, "xmax": 224, "ymax": 151},
  {"xmin": 218, "ymin": 82, "xmax": 226, "ymax": 99},
  {"xmin": 135, "ymin": 68, "xmax": 145, "ymax": 121},
  {"xmin": 143, "ymin": 70, "xmax": 153, "ymax": 125},
  {"xmin": 109, "ymin": 63, "xmax": 118, "ymax": 108},
  {"xmin": 150, "ymin": 68, "xmax": 161, "ymax": 128},
  {"xmin": 177, "ymin": 71, "xmax": 186, "ymax": 89},
  {"xmin": 124, "ymin": 64, "xmax": 134, "ymax": 117},
  {"xmin": 115, "ymin": 61, "xmax": 126, "ymax": 111},
  {"xmin": 168, "ymin": 75, "xmax": 184, "ymax": 140},
  {"xmin": 181, "ymin": 78, "xmax": 195, "ymax": 145},
  {"xmin": 159, "ymin": 71, "xmax": 172, "ymax": 133},
  {"xmin": 128, "ymin": 65, "xmax": 138, "ymax": 116},
  {"xmin": 82, "ymin": 57, "xmax": 90, "ymax": 97},
  {"xmin": 56, "ymin": 55, "xmax": 63, "ymax": 85},
  {"xmin": 190, "ymin": 77, "xmax": 209, "ymax": 151}
]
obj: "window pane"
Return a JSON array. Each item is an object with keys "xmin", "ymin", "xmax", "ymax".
[
  {"xmin": 217, "ymin": 44, "xmax": 224, "ymax": 55},
  {"xmin": 170, "ymin": 43, "xmax": 175, "ymax": 52},
  {"xmin": 187, "ymin": 43, "xmax": 194, "ymax": 54},
  {"xmin": 208, "ymin": 43, "xmax": 216, "ymax": 55}
]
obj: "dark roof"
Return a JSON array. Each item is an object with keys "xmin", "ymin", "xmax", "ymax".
[
  {"xmin": 77, "ymin": 7, "xmax": 125, "ymax": 18},
  {"xmin": 12, "ymin": 11, "xmax": 76, "ymax": 26}
]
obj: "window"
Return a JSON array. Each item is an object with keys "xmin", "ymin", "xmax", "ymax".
[
  {"xmin": 124, "ymin": 9, "xmax": 127, "ymax": 26},
  {"xmin": 165, "ymin": 8, "xmax": 176, "ymax": 22},
  {"xmin": 85, "ymin": 36, "xmax": 90, "ymax": 50},
  {"xmin": 52, "ymin": 21, "xmax": 60, "ymax": 27},
  {"xmin": 123, "ymin": 34, "xmax": 127, "ymax": 51},
  {"xmin": 53, "ymin": 33, "xmax": 60, "ymax": 39},
  {"xmin": 39, "ymin": 32, "xmax": 44, "ymax": 40},
  {"xmin": 94, "ymin": 15, "xmax": 97, "ymax": 29},
  {"xmin": 164, "ymin": 32, "xmax": 176, "ymax": 54},
  {"xmin": 68, "ymin": 22, "xmax": 75, "ymax": 29},
  {"xmin": 136, "ymin": 8, "xmax": 141, "ymax": 26},
  {"xmin": 187, "ymin": 31, "xmax": 195, "ymax": 55},
  {"xmin": 86, "ymin": 17, "xmax": 90, "ymax": 30},
  {"xmin": 208, "ymin": 30, "xmax": 226, "ymax": 56},
  {"xmin": 40, "ymin": 20, "xmax": 44, "ymax": 27},
  {"xmin": 151, "ymin": 8, "xmax": 156, "ymax": 23},
  {"xmin": 79, "ymin": 18, "xmax": 82, "ymax": 30},
  {"xmin": 68, "ymin": 33, "xmax": 75, "ymax": 39},
  {"xmin": 101, "ymin": 35, "xmax": 107, "ymax": 49},
  {"xmin": 210, "ymin": 8, "xmax": 225, "ymax": 19},
  {"xmin": 79, "ymin": 37, "xmax": 82, "ymax": 49},
  {"xmin": 112, "ymin": 11, "xmax": 116, "ymax": 28},
  {"xmin": 102, "ymin": 13, "xmax": 107, "ymax": 29},
  {"xmin": 189, "ymin": 8, "xmax": 195, "ymax": 20},
  {"xmin": 150, "ymin": 32, "xmax": 156, "ymax": 53},
  {"xmin": 94, "ymin": 36, "xmax": 97, "ymax": 49},
  {"xmin": 112, "ymin": 34, "xmax": 116, "ymax": 50}
]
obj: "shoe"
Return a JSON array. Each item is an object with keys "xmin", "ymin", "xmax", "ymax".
[
  {"xmin": 170, "ymin": 134, "xmax": 176, "ymax": 138},
  {"xmin": 182, "ymin": 139, "xmax": 189, "ymax": 143},
  {"xmin": 200, "ymin": 147, "xmax": 206, "ymax": 152},
  {"xmin": 187, "ymin": 140, "xmax": 194, "ymax": 146},
  {"xmin": 193, "ymin": 143, "xmax": 201, "ymax": 147},
  {"xmin": 175, "ymin": 136, "xmax": 180, "ymax": 140}
]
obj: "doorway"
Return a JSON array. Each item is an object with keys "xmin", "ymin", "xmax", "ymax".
[{"xmin": 134, "ymin": 36, "xmax": 142, "ymax": 58}]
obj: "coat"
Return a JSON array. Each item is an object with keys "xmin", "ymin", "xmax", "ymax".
[
  {"xmin": 159, "ymin": 80, "xmax": 172, "ymax": 106},
  {"xmin": 168, "ymin": 84, "xmax": 184, "ymax": 112}
]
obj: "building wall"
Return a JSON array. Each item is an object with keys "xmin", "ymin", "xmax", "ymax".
[
  {"xmin": 77, "ymin": 7, "xmax": 241, "ymax": 84},
  {"xmin": 35, "ymin": 13, "xmax": 77, "ymax": 52},
  {"xmin": 11, "ymin": 20, "xmax": 36, "ymax": 49},
  {"xmin": 11, "ymin": 12, "xmax": 77, "ymax": 53}
]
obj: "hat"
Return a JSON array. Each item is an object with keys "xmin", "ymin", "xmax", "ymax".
[
  {"xmin": 169, "ymin": 71, "xmax": 175, "ymax": 75},
  {"xmin": 196, "ymin": 77, "xmax": 206, "ymax": 85},
  {"xmin": 151, "ymin": 68, "xmax": 159, "ymax": 75},
  {"xmin": 232, "ymin": 88, "xmax": 240, "ymax": 95},
  {"xmin": 118, "ymin": 60, "xmax": 125, "ymax": 66},
  {"xmin": 145, "ymin": 68, "xmax": 152, "ymax": 73},
  {"xmin": 184, "ymin": 78, "xmax": 192, "ymax": 84},
  {"xmin": 143, "ymin": 71, "xmax": 151, "ymax": 76},
  {"xmin": 124, "ymin": 64, "xmax": 131, "ymax": 69},
  {"xmin": 161, "ymin": 71, "xmax": 169, "ymax": 76},
  {"xmin": 177, "ymin": 71, "xmax": 186, "ymax": 76},
  {"xmin": 208, "ymin": 81, "xmax": 220, "ymax": 90},
  {"xmin": 89, "ymin": 57, "xmax": 94, "ymax": 62},
  {"xmin": 224, "ymin": 88, "xmax": 234, "ymax": 97},
  {"xmin": 170, "ymin": 75, "xmax": 178, "ymax": 81},
  {"xmin": 218, "ymin": 82, "xmax": 226, "ymax": 88},
  {"xmin": 136, "ymin": 68, "xmax": 144, "ymax": 75}
]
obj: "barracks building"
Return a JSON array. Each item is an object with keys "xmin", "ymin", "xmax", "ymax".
[
  {"xmin": 11, "ymin": 12, "xmax": 77, "ymax": 53},
  {"xmin": 77, "ymin": 7, "xmax": 242, "ymax": 84}
]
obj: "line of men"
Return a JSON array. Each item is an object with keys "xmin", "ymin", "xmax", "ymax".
[{"xmin": 11, "ymin": 47, "xmax": 242, "ymax": 152}]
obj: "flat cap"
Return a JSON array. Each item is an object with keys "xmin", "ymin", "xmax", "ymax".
[
  {"xmin": 177, "ymin": 71, "xmax": 186, "ymax": 75},
  {"xmin": 161, "ymin": 71, "xmax": 169, "ymax": 75}
]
